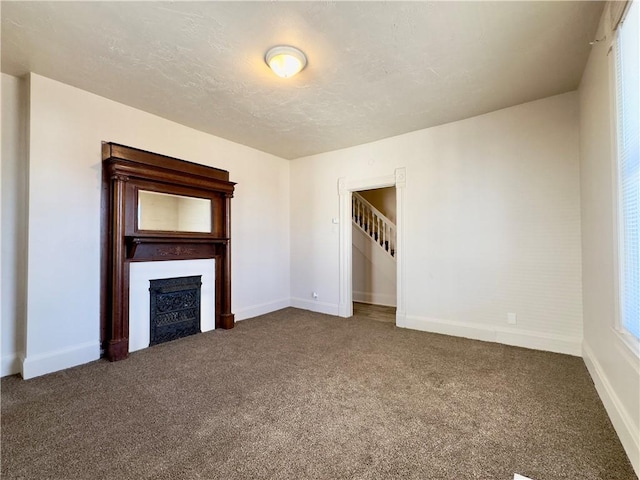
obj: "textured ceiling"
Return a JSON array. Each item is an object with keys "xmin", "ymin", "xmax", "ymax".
[{"xmin": 1, "ymin": 1, "xmax": 603, "ymax": 160}]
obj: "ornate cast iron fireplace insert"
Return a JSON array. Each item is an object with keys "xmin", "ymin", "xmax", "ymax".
[{"xmin": 149, "ymin": 276, "xmax": 202, "ymax": 346}]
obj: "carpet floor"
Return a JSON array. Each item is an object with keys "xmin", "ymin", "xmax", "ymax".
[{"xmin": 1, "ymin": 308, "xmax": 635, "ymax": 479}]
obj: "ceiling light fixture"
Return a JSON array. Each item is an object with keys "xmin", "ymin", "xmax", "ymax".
[{"xmin": 265, "ymin": 45, "xmax": 307, "ymax": 78}]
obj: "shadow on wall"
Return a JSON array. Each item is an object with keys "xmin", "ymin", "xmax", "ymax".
[{"xmin": 359, "ymin": 187, "xmax": 396, "ymax": 224}]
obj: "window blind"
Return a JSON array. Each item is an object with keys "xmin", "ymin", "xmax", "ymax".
[{"xmin": 616, "ymin": 0, "xmax": 640, "ymax": 339}]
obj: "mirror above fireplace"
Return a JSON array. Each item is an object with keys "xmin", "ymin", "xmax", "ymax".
[{"xmin": 137, "ymin": 190, "xmax": 212, "ymax": 233}]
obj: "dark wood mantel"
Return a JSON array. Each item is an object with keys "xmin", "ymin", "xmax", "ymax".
[{"xmin": 101, "ymin": 142, "xmax": 236, "ymax": 361}]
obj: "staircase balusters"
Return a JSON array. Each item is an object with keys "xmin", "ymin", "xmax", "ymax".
[
  {"xmin": 352, "ymin": 195, "xmax": 355, "ymax": 223},
  {"xmin": 351, "ymin": 192, "xmax": 396, "ymax": 260},
  {"xmin": 382, "ymin": 221, "xmax": 386, "ymax": 248}
]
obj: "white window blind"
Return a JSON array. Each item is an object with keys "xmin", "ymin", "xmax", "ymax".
[{"xmin": 615, "ymin": 0, "xmax": 640, "ymax": 339}]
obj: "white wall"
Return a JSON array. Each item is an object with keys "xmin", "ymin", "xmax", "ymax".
[
  {"xmin": 578, "ymin": 7, "xmax": 640, "ymax": 475},
  {"xmin": 1, "ymin": 74, "xmax": 28, "ymax": 376},
  {"xmin": 7, "ymin": 73, "xmax": 290, "ymax": 378},
  {"xmin": 291, "ymin": 92, "xmax": 583, "ymax": 355}
]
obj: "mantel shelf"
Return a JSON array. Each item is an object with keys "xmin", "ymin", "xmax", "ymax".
[
  {"xmin": 125, "ymin": 235, "xmax": 229, "ymax": 260},
  {"xmin": 126, "ymin": 234, "xmax": 230, "ymax": 244},
  {"xmin": 125, "ymin": 233, "xmax": 229, "ymax": 260}
]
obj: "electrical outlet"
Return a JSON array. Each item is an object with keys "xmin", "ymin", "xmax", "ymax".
[
  {"xmin": 312, "ymin": 292, "xmax": 318, "ymax": 300},
  {"xmin": 507, "ymin": 313, "xmax": 517, "ymax": 325}
]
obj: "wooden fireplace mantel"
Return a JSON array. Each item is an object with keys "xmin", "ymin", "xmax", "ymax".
[{"xmin": 101, "ymin": 142, "xmax": 236, "ymax": 361}]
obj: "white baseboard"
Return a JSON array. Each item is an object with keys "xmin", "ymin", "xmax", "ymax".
[
  {"xmin": 21, "ymin": 341, "xmax": 100, "ymax": 380},
  {"xmin": 291, "ymin": 298, "xmax": 340, "ymax": 316},
  {"xmin": 234, "ymin": 298, "xmax": 291, "ymax": 321},
  {"xmin": 399, "ymin": 314, "xmax": 495, "ymax": 341},
  {"xmin": 398, "ymin": 314, "xmax": 582, "ymax": 356},
  {"xmin": 353, "ymin": 291, "xmax": 397, "ymax": 307},
  {"xmin": 493, "ymin": 326, "xmax": 582, "ymax": 357},
  {"xmin": 583, "ymin": 341, "xmax": 640, "ymax": 477},
  {"xmin": 1, "ymin": 353, "xmax": 22, "ymax": 377}
]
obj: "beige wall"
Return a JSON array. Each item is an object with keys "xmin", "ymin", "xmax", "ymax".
[
  {"xmin": 291, "ymin": 92, "xmax": 583, "ymax": 355},
  {"xmin": 578, "ymin": 7, "xmax": 640, "ymax": 475}
]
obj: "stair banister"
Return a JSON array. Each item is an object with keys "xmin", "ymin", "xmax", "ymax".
[{"xmin": 351, "ymin": 192, "xmax": 396, "ymax": 258}]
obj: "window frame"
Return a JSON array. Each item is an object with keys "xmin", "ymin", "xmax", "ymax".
[{"xmin": 610, "ymin": 0, "xmax": 640, "ymax": 354}]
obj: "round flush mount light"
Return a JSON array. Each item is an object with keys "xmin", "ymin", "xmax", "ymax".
[{"xmin": 265, "ymin": 45, "xmax": 307, "ymax": 78}]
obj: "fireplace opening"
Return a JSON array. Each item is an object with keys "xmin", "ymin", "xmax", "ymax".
[{"xmin": 149, "ymin": 276, "xmax": 202, "ymax": 346}]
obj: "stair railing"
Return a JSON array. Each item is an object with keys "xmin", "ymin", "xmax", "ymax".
[{"xmin": 352, "ymin": 192, "xmax": 396, "ymax": 258}]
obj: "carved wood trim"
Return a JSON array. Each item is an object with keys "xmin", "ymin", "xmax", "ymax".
[{"xmin": 101, "ymin": 142, "xmax": 236, "ymax": 361}]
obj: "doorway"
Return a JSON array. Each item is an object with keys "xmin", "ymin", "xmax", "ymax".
[
  {"xmin": 351, "ymin": 187, "xmax": 397, "ymax": 321},
  {"xmin": 337, "ymin": 168, "xmax": 406, "ymax": 325}
]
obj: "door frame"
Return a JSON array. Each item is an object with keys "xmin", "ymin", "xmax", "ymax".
[{"xmin": 338, "ymin": 167, "xmax": 406, "ymax": 323}]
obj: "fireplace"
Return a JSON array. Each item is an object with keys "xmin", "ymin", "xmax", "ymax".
[
  {"xmin": 102, "ymin": 143, "xmax": 235, "ymax": 361},
  {"xmin": 129, "ymin": 259, "xmax": 215, "ymax": 352},
  {"xmin": 149, "ymin": 276, "xmax": 202, "ymax": 346}
]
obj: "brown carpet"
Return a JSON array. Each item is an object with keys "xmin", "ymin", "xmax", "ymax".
[{"xmin": 1, "ymin": 308, "xmax": 635, "ymax": 480}]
